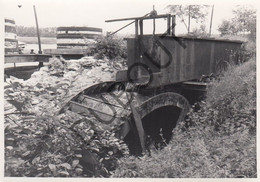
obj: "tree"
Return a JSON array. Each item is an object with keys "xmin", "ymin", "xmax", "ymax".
[
  {"xmin": 16, "ymin": 26, "xmax": 56, "ymax": 37},
  {"xmin": 166, "ymin": 5, "xmax": 210, "ymax": 33},
  {"xmin": 218, "ymin": 20, "xmax": 238, "ymax": 36},
  {"xmin": 218, "ymin": 6, "xmax": 256, "ymax": 41},
  {"xmin": 191, "ymin": 24, "xmax": 208, "ymax": 37}
]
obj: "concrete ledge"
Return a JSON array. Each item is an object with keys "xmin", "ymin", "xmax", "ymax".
[{"xmin": 5, "ymin": 54, "xmax": 51, "ymax": 63}]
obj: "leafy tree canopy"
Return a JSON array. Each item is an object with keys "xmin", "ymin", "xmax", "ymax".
[
  {"xmin": 166, "ymin": 5, "xmax": 210, "ymax": 33},
  {"xmin": 218, "ymin": 5, "xmax": 256, "ymax": 41}
]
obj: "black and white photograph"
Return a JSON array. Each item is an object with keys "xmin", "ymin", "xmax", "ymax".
[{"xmin": 1, "ymin": 0, "xmax": 258, "ymax": 180}]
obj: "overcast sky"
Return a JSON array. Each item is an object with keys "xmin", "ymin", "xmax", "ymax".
[{"xmin": 1, "ymin": 0, "xmax": 258, "ymax": 35}]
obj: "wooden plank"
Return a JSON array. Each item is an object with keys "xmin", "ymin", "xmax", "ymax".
[
  {"xmin": 57, "ymin": 33, "xmax": 101, "ymax": 39},
  {"xmin": 70, "ymin": 101, "xmax": 109, "ymax": 115},
  {"xmin": 189, "ymin": 41, "xmax": 195, "ymax": 79},
  {"xmin": 57, "ymin": 39, "xmax": 86, "ymax": 44},
  {"xmin": 57, "ymin": 26, "xmax": 102, "ymax": 32},
  {"xmin": 182, "ymin": 81, "xmax": 207, "ymax": 91},
  {"xmin": 57, "ymin": 43, "xmax": 87, "ymax": 47},
  {"xmin": 128, "ymin": 97, "xmax": 146, "ymax": 153},
  {"xmin": 44, "ymin": 49, "xmax": 85, "ymax": 55},
  {"xmin": 183, "ymin": 81, "xmax": 207, "ymax": 86},
  {"xmin": 69, "ymin": 101, "xmax": 124, "ymax": 121},
  {"xmin": 69, "ymin": 100, "xmax": 130, "ymax": 118},
  {"xmin": 79, "ymin": 95, "xmax": 128, "ymax": 111},
  {"xmin": 210, "ymin": 42, "xmax": 215, "ymax": 73},
  {"xmin": 5, "ymin": 54, "xmax": 51, "ymax": 63}
]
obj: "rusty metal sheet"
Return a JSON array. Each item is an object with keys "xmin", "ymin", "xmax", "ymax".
[{"xmin": 125, "ymin": 36, "xmax": 242, "ymax": 88}]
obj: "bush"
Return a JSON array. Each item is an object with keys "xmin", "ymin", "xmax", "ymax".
[
  {"xmin": 5, "ymin": 111, "xmax": 129, "ymax": 177},
  {"xmin": 112, "ymin": 59, "xmax": 256, "ymax": 178},
  {"xmin": 240, "ymin": 41, "xmax": 256, "ymax": 62},
  {"xmin": 202, "ymin": 59, "xmax": 256, "ymax": 134},
  {"xmin": 87, "ymin": 35, "xmax": 127, "ymax": 61}
]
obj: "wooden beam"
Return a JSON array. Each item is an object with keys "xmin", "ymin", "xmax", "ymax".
[
  {"xmin": 44, "ymin": 49, "xmax": 87, "ymax": 55},
  {"xmin": 57, "ymin": 26, "xmax": 102, "ymax": 32},
  {"xmin": 105, "ymin": 14, "xmax": 172, "ymax": 22},
  {"xmin": 172, "ymin": 15, "xmax": 176, "ymax": 36},
  {"xmin": 135, "ymin": 20, "xmax": 139, "ymax": 38},
  {"xmin": 167, "ymin": 14, "xmax": 171, "ymax": 35},
  {"xmin": 182, "ymin": 81, "xmax": 207, "ymax": 92},
  {"xmin": 129, "ymin": 100, "xmax": 146, "ymax": 153},
  {"xmin": 69, "ymin": 101, "xmax": 120, "ymax": 119},
  {"xmin": 139, "ymin": 20, "xmax": 143, "ymax": 36},
  {"xmin": 79, "ymin": 94, "xmax": 129, "ymax": 111}
]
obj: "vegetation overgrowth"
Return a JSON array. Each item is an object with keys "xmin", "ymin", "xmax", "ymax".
[
  {"xmin": 112, "ymin": 58, "xmax": 256, "ymax": 178},
  {"xmin": 86, "ymin": 35, "xmax": 127, "ymax": 61},
  {"xmin": 4, "ymin": 58, "xmax": 129, "ymax": 177}
]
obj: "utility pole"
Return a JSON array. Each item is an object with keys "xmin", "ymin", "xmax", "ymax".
[
  {"xmin": 188, "ymin": 5, "xmax": 190, "ymax": 33},
  {"xmin": 33, "ymin": 5, "xmax": 42, "ymax": 54},
  {"xmin": 209, "ymin": 5, "xmax": 214, "ymax": 36},
  {"xmin": 33, "ymin": 5, "xmax": 43, "ymax": 67}
]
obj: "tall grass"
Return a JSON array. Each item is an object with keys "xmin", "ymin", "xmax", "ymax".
[{"xmin": 112, "ymin": 59, "xmax": 256, "ymax": 178}]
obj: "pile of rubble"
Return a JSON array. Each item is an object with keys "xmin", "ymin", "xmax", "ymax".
[{"xmin": 5, "ymin": 56, "xmax": 125, "ymax": 115}]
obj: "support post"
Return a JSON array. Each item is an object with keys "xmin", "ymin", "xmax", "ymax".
[
  {"xmin": 135, "ymin": 19, "xmax": 141, "ymax": 79},
  {"xmin": 167, "ymin": 14, "xmax": 171, "ymax": 35},
  {"xmin": 129, "ymin": 101, "xmax": 146, "ymax": 154},
  {"xmin": 172, "ymin": 15, "xmax": 176, "ymax": 36},
  {"xmin": 135, "ymin": 19, "xmax": 139, "ymax": 38},
  {"xmin": 139, "ymin": 20, "xmax": 143, "ymax": 36}
]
